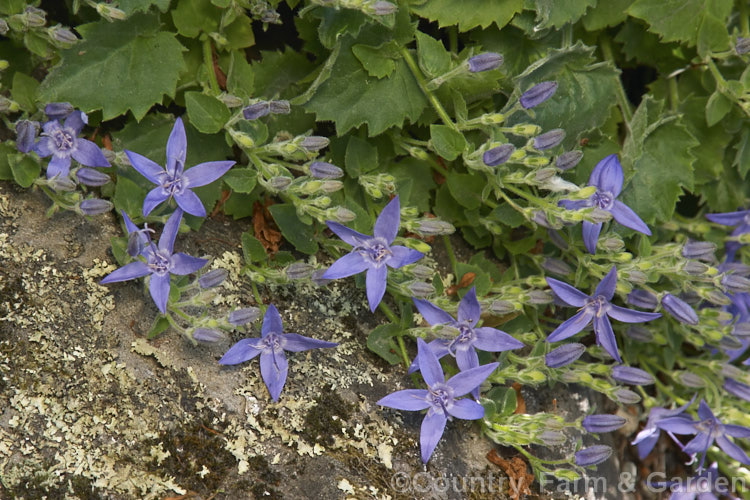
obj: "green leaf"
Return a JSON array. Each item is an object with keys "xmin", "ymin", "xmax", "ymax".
[
  {"xmin": 304, "ymin": 11, "xmax": 428, "ymax": 136},
  {"xmin": 11, "ymin": 72, "xmax": 39, "ymax": 112},
  {"xmin": 366, "ymin": 323, "xmax": 402, "ymax": 365},
  {"xmin": 446, "ymin": 173, "xmax": 484, "ymax": 210},
  {"xmin": 253, "ymin": 49, "xmax": 316, "ymax": 98},
  {"xmin": 614, "ymin": 20, "xmax": 685, "ymax": 72},
  {"xmin": 627, "ymin": 0, "xmax": 732, "ymax": 53},
  {"xmin": 705, "ymin": 90, "xmax": 732, "ymax": 127},
  {"xmin": 677, "ymin": 96, "xmax": 731, "ymax": 186},
  {"xmin": 223, "ymin": 168, "xmax": 257, "ymax": 193},
  {"xmin": 38, "ymin": 13, "xmax": 186, "ymax": 121},
  {"xmin": 486, "ymin": 387, "xmax": 517, "ymax": 417},
  {"xmin": 581, "ymin": 0, "xmax": 633, "ymax": 30},
  {"xmin": 185, "ymin": 92, "xmax": 230, "ymax": 134},
  {"xmin": 735, "ymin": 124, "xmax": 750, "ymax": 179},
  {"xmin": 313, "ymin": 6, "xmax": 369, "ymax": 50},
  {"xmin": 415, "ymin": 31, "xmax": 450, "ymax": 78},
  {"xmin": 533, "ymin": 0, "xmax": 596, "ymax": 30},
  {"xmin": 268, "ymin": 203, "xmax": 318, "ymax": 255},
  {"xmin": 352, "ymin": 42, "xmax": 397, "ymax": 79},
  {"xmin": 410, "ymin": 0, "xmax": 523, "ymax": 31},
  {"xmin": 241, "ymin": 231, "xmax": 267, "ymax": 264},
  {"xmin": 8, "ymin": 153, "xmax": 39, "ymax": 188},
  {"xmin": 455, "ymin": 262, "xmax": 491, "ymax": 295},
  {"xmin": 110, "ymin": 236, "xmax": 129, "ymax": 266},
  {"xmin": 388, "ymin": 157, "xmax": 436, "ymax": 212},
  {"xmin": 172, "ymin": 0, "xmax": 221, "ymax": 37},
  {"xmin": 226, "ymin": 50, "xmax": 254, "ymax": 98},
  {"xmin": 512, "ymin": 42, "xmax": 619, "ymax": 145},
  {"xmin": 147, "ymin": 316, "xmax": 171, "ymax": 339},
  {"xmin": 113, "ymin": 176, "xmax": 147, "ymax": 217},
  {"xmin": 118, "ymin": 0, "xmax": 171, "ymax": 14},
  {"xmin": 430, "ymin": 124, "xmax": 466, "ymax": 161},
  {"xmin": 345, "ymin": 136, "xmax": 379, "ymax": 178},
  {"xmin": 488, "ymin": 203, "xmax": 525, "ymax": 228},
  {"xmin": 620, "ymin": 97, "xmax": 698, "ymax": 223},
  {"xmin": 223, "ymin": 15, "xmax": 255, "ymax": 50},
  {"xmin": 0, "ymin": 143, "xmax": 15, "ymax": 180}
]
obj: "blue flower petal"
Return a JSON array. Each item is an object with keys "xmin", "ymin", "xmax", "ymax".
[
  {"xmin": 100, "ymin": 261, "xmax": 151, "ymax": 283},
  {"xmin": 607, "ymin": 305, "xmax": 661, "ymax": 323},
  {"xmin": 582, "ymin": 220, "xmax": 602, "ymax": 254},
  {"xmin": 166, "ymin": 117, "xmax": 187, "ymax": 177},
  {"xmin": 158, "ymin": 209, "xmax": 183, "ymax": 254},
  {"xmin": 416, "ymin": 338, "xmax": 445, "ymax": 387},
  {"xmin": 260, "ymin": 350, "xmax": 288, "ymax": 402},
  {"xmin": 125, "ymin": 150, "xmax": 165, "ymax": 185},
  {"xmin": 725, "ymin": 424, "xmax": 750, "ymax": 438},
  {"xmin": 407, "ymin": 339, "xmax": 451, "ymax": 374},
  {"xmin": 34, "ymin": 136, "xmax": 54, "ymax": 158},
  {"xmin": 611, "ymin": 200, "xmax": 651, "ymax": 235},
  {"xmin": 446, "ymin": 362, "xmax": 498, "ymax": 397},
  {"xmin": 589, "ymin": 154, "xmax": 623, "ymax": 197},
  {"xmin": 447, "ymin": 399, "xmax": 484, "ymax": 420},
  {"xmin": 386, "ymin": 246, "xmax": 423, "ymax": 268},
  {"xmin": 64, "ymin": 111, "xmax": 87, "ymax": 135},
  {"xmin": 716, "ymin": 435, "xmax": 750, "ymax": 464},
  {"xmin": 366, "ymin": 265, "xmax": 388, "ymax": 312},
  {"xmin": 325, "ymin": 221, "xmax": 370, "ymax": 247},
  {"xmin": 546, "ymin": 277, "xmax": 588, "ymax": 307},
  {"xmin": 547, "ymin": 309, "xmax": 594, "ymax": 342},
  {"xmin": 373, "ymin": 195, "xmax": 400, "ymax": 244},
  {"xmin": 457, "ymin": 287, "xmax": 481, "ymax": 326},
  {"xmin": 182, "ymin": 160, "xmax": 235, "ymax": 187},
  {"xmin": 170, "ymin": 253, "xmax": 207, "ymax": 275},
  {"xmin": 594, "ymin": 314, "xmax": 621, "ymax": 362},
  {"xmin": 261, "ymin": 304, "xmax": 284, "ymax": 337},
  {"xmin": 174, "ymin": 188, "xmax": 206, "ymax": 217},
  {"xmin": 377, "ymin": 389, "xmax": 431, "ymax": 411},
  {"xmin": 412, "ymin": 298, "xmax": 454, "ymax": 326},
  {"xmin": 420, "ymin": 410, "xmax": 447, "ymax": 463},
  {"xmin": 595, "ymin": 266, "xmax": 618, "ymax": 301},
  {"xmin": 149, "ymin": 272, "xmax": 171, "ymax": 313},
  {"xmin": 72, "ymin": 139, "xmax": 110, "ymax": 168},
  {"xmin": 47, "ymin": 155, "xmax": 71, "ymax": 179},
  {"xmin": 322, "ymin": 252, "xmax": 369, "ymax": 279},
  {"xmin": 281, "ymin": 333, "xmax": 337, "ymax": 352},
  {"xmin": 455, "ymin": 346, "xmax": 479, "ymax": 372},
  {"xmin": 706, "ymin": 210, "xmax": 750, "ymax": 226},
  {"xmin": 657, "ymin": 416, "xmax": 698, "ymax": 434},
  {"xmin": 473, "ymin": 327, "xmax": 524, "ymax": 352},
  {"xmin": 218, "ymin": 338, "xmax": 263, "ymax": 365},
  {"xmin": 142, "ymin": 187, "xmax": 169, "ymax": 217}
]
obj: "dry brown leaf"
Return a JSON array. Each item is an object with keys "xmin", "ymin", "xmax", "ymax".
[
  {"xmin": 252, "ymin": 199, "xmax": 282, "ymax": 254},
  {"xmin": 512, "ymin": 382, "xmax": 526, "ymax": 415},
  {"xmin": 486, "ymin": 450, "xmax": 533, "ymax": 500}
]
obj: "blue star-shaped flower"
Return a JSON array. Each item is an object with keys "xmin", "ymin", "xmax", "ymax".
[
  {"xmin": 34, "ymin": 111, "xmax": 110, "ymax": 179},
  {"xmin": 546, "ymin": 266, "xmax": 661, "ymax": 363},
  {"xmin": 126, "ymin": 118, "xmax": 235, "ymax": 217},
  {"xmin": 408, "ymin": 287, "xmax": 523, "ymax": 398},
  {"xmin": 219, "ymin": 304, "xmax": 338, "ymax": 401},
  {"xmin": 100, "ymin": 209, "xmax": 207, "ymax": 313},
  {"xmin": 706, "ymin": 209, "xmax": 750, "ymax": 260},
  {"xmin": 654, "ymin": 462, "xmax": 738, "ymax": 500},
  {"xmin": 560, "ymin": 154, "xmax": 651, "ymax": 254},
  {"xmin": 631, "ymin": 396, "xmax": 695, "ymax": 459},
  {"xmin": 322, "ymin": 195, "xmax": 423, "ymax": 311},
  {"xmin": 377, "ymin": 338, "xmax": 498, "ymax": 463}
]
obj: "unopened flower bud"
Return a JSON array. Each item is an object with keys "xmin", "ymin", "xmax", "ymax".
[
  {"xmin": 218, "ymin": 94, "xmax": 243, "ymax": 108},
  {"xmin": 489, "ymin": 300, "xmax": 516, "ymax": 315},
  {"xmin": 575, "ymin": 445, "xmax": 612, "ymax": 466},
  {"xmin": 261, "ymin": 9, "xmax": 281, "ymax": 23},
  {"xmin": 45, "ymin": 102, "xmax": 74, "ymax": 121},
  {"xmin": 76, "ymin": 167, "xmax": 110, "ymax": 186},
  {"xmin": 534, "ymin": 167, "xmax": 557, "ymax": 182},
  {"xmin": 548, "ymin": 229, "xmax": 568, "ymax": 250},
  {"xmin": 612, "ymin": 388, "xmax": 641, "ymax": 405},
  {"xmin": 683, "ymin": 260, "xmax": 710, "ymax": 276},
  {"xmin": 199, "ymin": 269, "xmax": 228, "ymax": 288},
  {"xmin": 300, "ymin": 136, "xmax": 330, "ymax": 152},
  {"xmin": 326, "ymin": 206, "xmax": 356, "ymax": 223},
  {"xmin": 662, "ymin": 293, "xmax": 699, "ymax": 325},
  {"xmin": 467, "ymin": 52, "xmax": 503, "ymax": 73},
  {"xmin": 533, "ymin": 129, "xmax": 565, "ymax": 150},
  {"xmin": 722, "ymin": 274, "xmax": 750, "ymax": 294},
  {"xmin": 15, "ymin": 120, "xmax": 38, "ymax": 153},
  {"xmin": 372, "ymin": 1, "xmax": 397, "ymax": 15},
  {"xmin": 192, "ymin": 328, "xmax": 224, "ymax": 342},
  {"xmin": 269, "ymin": 100, "xmax": 290, "ymax": 114},
  {"xmin": 737, "ymin": 37, "xmax": 750, "ymax": 55},
  {"xmin": 417, "ymin": 219, "xmax": 454, "ymax": 236},
  {"xmin": 520, "ymin": 81, "xmax": 558, "ymax": 109},
  {"xmin": 95, "ymin": 3, "xmax": 127, "ymax": 21},
  {"xmin": 590, "ymin": 208, "xmax": 613, "ymax": 224},
  {"xmin": 555, "ymin": 150, "xmax": 583, "ymax": 170},
  {"xmin": 243, "ymin": 101, "xmax": 270, "ymax": 120},
  {"xmin": 286, "ymin": 262, "xmax": 314, "ymax": 280},
  {"xmin": 542, "ymin": 258, "xmax": 572, "ymax": 276},
  {"xmin": 24, "ymin": 6, "xmax": 46, "ymax": 27},
  {"xmin": 78, "ymin": 198, "xmax": 113, "ymax": 216},
  {"xmin": 48, "ymin": 25, "xmax": 77, "ymax": 45},
  {"xmin": 510, "ymin": 124, "xmax": 541, "ymax": 137},
  {"xmin": 49, "ymin": 176, "xmax": 77, "ymax": 192},
  {"xmin": 582, "ymin": 414, "xmax": 627, "ymax": 433},
  {"xmin": 627, "ymin": 289, "xmax": 658, "ymax": 310},
  {"xmin": 722, "ymin": 364, "xmax": 746, "ymax": 380},
  {"xmin": 409, "ymin": 265, "xmax": 432, "ymax": 280},
  {"xmin": 409, "ymin": 281, "xmax": 434, "ymax": 297},
  {"xmin": 103, "ymin": 149, "xmax": 117, "ymax": 164},
  {"xmin": 483, "ymin": 143, "xmax": 514, "ymax": 166},
  {"xmin": 311, "ymin": 269, "xmax": 332, "ymax": 287},
  {"xmin": 539, "ymin": 430, "xmax": 567, "ymax": 446},
  {"xmin": 320, "ymin": 181, "xmax": 343, "ymax": 193},
  {"xmin": 724, "ymin": 378, "xmax": 750, "ymax": 402},
  {"xmin": 720, "ymin": 334, "xmax": 743, "ymax": 351},
  {"xmin": 612, "ymin": 365, "xmax": 654, "ymax": 385},
  {"xmin": 681, "ymin": 240, "xmax": 716, "ymax": 261},
  {"xmin": 310, "ymin": 161, "xmax": 343, "ymax": 179},
  {"xmin": 545, "ymin": 343, "xmax": 586, "ymax": 368},
  {"xmin": 734, "ymin": 322, "xmax": 750, "ymax": 337},
  {"xmin": 268, "ymin": 176, "xmax": 291, "ymax": 191},
  {"xmin": 625, "ymin": 326, "xmax": 653, "ymax": 342},
  {"xmin": 528, "ymin": 290, "xmax": 553, "ymax": 304},
  {"xmin": 598, "ymin": 235, "xmax": 623, "ymax": 253},
  {"xmin": 0, "ymin": 19, "xmax": 8, "ymax": 36},
  {"xmin": 676, "ymin": 371, "xmax": 705, "ymax": 388},
  {"xmin": 228, "ymin": 307, "xmax": 261, "ymax": 325}
]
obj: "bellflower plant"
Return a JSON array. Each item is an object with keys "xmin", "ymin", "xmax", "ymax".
[
  {"xmin": 408, "ymin": 287, "xmax": 523, "ymax": 397},
  {"xmin": 322, "ymin": 195, "xmax": 423, "ymax": 311},
  {"xmin": 653, "ymin": 462, "xmax": 738, "ymax": 500},
  {"xmin": 632, "ymin": 396, "xmax": 696, "ymax": 459},
  {"xmin": 34, "ymin": 110, "xmax": 110, "ymax": 178},
  {"xmin": 377, "ymin": 338, "xmax": 498, "ymax": 463},
  {"xmin": 560, "ymin": 154, "xmax": 651, "ymax": 254},
  {"xmin": 100, "ymin": 209, "xmax": 207, "ymax": 313},
  {"xmin": 219, "ymin": 304, "xmax": 338, "ymax": 401},
  {"xmin": 546, "ymin": 266, "xmax": 661, "ymax": 363},
  {"xmin": 125, "ymin": 117, "xmax": 235, "ymax": 217}
]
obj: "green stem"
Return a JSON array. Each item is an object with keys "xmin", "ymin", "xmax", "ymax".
[
  {"xmin": 202, "ymin": 38, "xmax": 221, "ymax": 95},
  {"xmin": 562, "ymin": 25, "xmax": 573, "ymax": 49},
  {"xmin": 442, "ymin": 235, "xmax": 459, "ymax": 277},
  {"xmin": 378, "ymin": 302, "xmax": 399, "ymax": 323},
  {"xmin": 401, "ymin": 47, "xmax": 459, "ymax": 132},
  {"xmin": 165, "ymin": 313, "xmax": 187, "ymax": 334},
  {"xmin": 706, "ymin": 58, "xmax": 727, "ymax": 89},
  {"xmin": 599, "ymin": 35, "xmax": 632, "ymax": 124},
  {"xmin": 448, "ymin": 27, "xmax": 458, "ymax": 54},
  {"xmin": 668, "ymin": 77, "xmax": 679, "ymax": 112},
  {"xmin": 251, "ymin": 281, "xmax": 266, "ymax": 313},
  {"xmin": 741, "ymin": 0, "xmax": 749, "ymax": 37}
]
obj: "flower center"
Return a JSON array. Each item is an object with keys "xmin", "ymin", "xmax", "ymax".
[
  {"xmin": 591, "ymin": 190, "xmax": 615, "ymax": 210},
  {"xmin": 148, "ymin": 249, "xmax": 172, "ymax": 276},
  {"xmin": 427, "ymin": 383, "xmax": 453, "ymax": 414},
  {"xmin": 262, "ymin": 332, "xmax": 284, "ymax": 352},
  {"xmin": 449, "ymin": 323, "xmax": 475, "ymax": 353},
  {"xmin": 52, "ymin": 128, "xmax": 76, "ymax": 153},
  {"xmin": 357, "ymin": 237, "xmax": 392, "ymax": 267},
  {"xmin": 585, "ymin": 295, "xmax": 610, "ymax": 316},
  {"xmin": 163, "ymin": 175, "xmax": 185, "ymax": 196}
]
